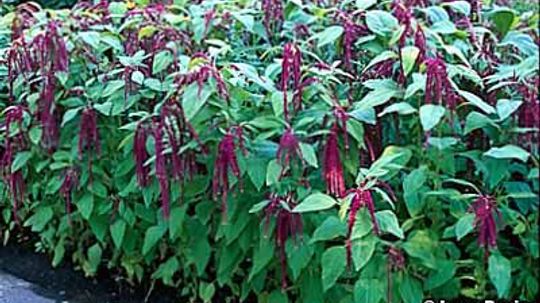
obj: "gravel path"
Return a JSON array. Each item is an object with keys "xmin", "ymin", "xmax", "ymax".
[{"xmin": 0, "ymin": 271, "xmax": 56, "ymax": 303}]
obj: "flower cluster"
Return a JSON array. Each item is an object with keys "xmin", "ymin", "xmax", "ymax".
[
  {"xmin": 281, "ymin": 43, "xmax": 303, "ymax": 120},
  {"xmin": 212, "ymin": 127, "xmax": 246, "ymax": 218},
  {"xmin": 263, "ymin": 193, "xmax": 302, "ymax": 289},
  {"xmin": 60, "ymin": 167, "xmax": 79, "ymax": 219},
  {"xmin": 336, "ymin": 11, "xmax": 368, "ymax": 73},
  {"xmin": 470, "ymin": 195, "xmax": 501, "ymax": 260},
  {"xmin": 344, "ymin": 186, "xmax": 380, "ymax": 265},
  {"xmin": 0, "ymin": 106, "xmax": 27, "ymax": 223},
  {"xmin": 262, "ymin": 0, "xmax": 284, "ymax": 39},
  {"xmin": 134, "ymin": 99, "xmax": 205, "ymax": 218},
  {"xmin": 71, "ymin": 0, "xmax": 111, "ymax": 30},
  {"xmin": 276, "ymin": 128, "xmax": 303, "ymax": 177},
  {"xmin": 78, "ymin": 107, "xmax": 101, "ymax": 161},
  {"xmin": 424, "ymin": 57, "xmax": 459, "ymax": 110},
  {"xmin": 323, "ymin": 125, "xmax": 345, "ymax": 197},
  {"xmin": 175, "ymin": 54, "xmax": 229, "ymax": 101}
]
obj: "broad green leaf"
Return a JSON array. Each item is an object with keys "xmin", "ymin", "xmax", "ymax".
[
  {"xmin": 464, "ymin": 112, "xmax": 499, "ymax": 134},
  {"xmin": 484, "ymin": 145, "xmax": 529, "ymax": 162},
  {"xmin": 321, "ymin": 246, "xmax": 346, "ymax": 291},
  {"xmin": 142, "ymin": 225, "xmax": 167, "ymax": 255},
  {"xmin": 87, "ymin": 244, "xmax": 102, "ymax": 275},
  {"xmin": 287, "ymin": 237, "xmax": 314, "ymax": 280},
  {"xmin": 152, "ymin": 257, "xmax": 179, "ymax": 286},
  {"xmin": 103, "ymin": 80, "xmax": 125, "ymax": 98},
  {"xmin": 399, "ymin": 274, "xmax": 424, "ymax": 303},
  {"xmin": 488, "ymin": 8, "xmax": 516, "ymax": 38},
  {"xmin": 314, "ymin": 26, "xmax": 344, "ymax": 48},
  {"xmin": 375, "ymin": 210, "xmax": 404, "ymax": 239},
  {"xmin": 299, "ymin": 143, "xmax": 318, "ymax": 168},
  {"xmin": 52, "ymin": 241, "xmax": 65, "ymax": 267},
  {"xmin": 11, "ymin": 151, "xmax": 31, "ymax": 172},
  {"xmin": 496, "ymin": 99, "xmax": 522, "ymax": 121},
  {"xmin": 249, "ymin": 200, "xmax": 270, "ymax": 213},
  {"xmin": 458, "ymin": 90, "xmax": 496, "ymax": 114},
  {"xmin": 152, "ymin": 50, "xmax": 173, "ymax": 74},
  {"xmin": 400, "ymin": 46, "xmax": 419, "ymax": 76},
  {"xmin": 424, "ymin": 260, "xmax": 456, "ymax": 290},
  {"xmin": 419, "ymin": 104, "xmax": 445, "ymax": 131},
  {"xmin": 354, "ymin": 278, "xmax": 384, "ymax": 303},
  {"xmin": 182, "ymin": 83, "xmax": 212, "ymax": 121},
  {"xmin": 366, "ymin": 10, "xmax": 399, "ymax": 37},
  {"xmin": 403, "ymin": 166, "xmax": 427, "ymax": 217},
  {"xmin": 352, "ymin": 235, "xmax": 377, "ymax": 271},
  {"xmin": 488, "ymin": 253, "xmax": 511, "ymax": 298},
  {"xmin": 110, "ymin": 220, "xmax": 126, "ymax": 249},
  {"xmin": 378, "ymin": 102, "xmax": 416, "ymax": 117},
  {"xmin": 199, "ymin": 282, "xmax": 216, "ymax": 302},
  {"xmin": 77, "ymin": 193, "xmax": 94, "ymax": 220},
  {"xmin": 61, "ymin": 108, "xmax": 81, "ymax": 126},
  {"xmin": 249, "ymin": 239, "xmax": 274, "ymax": 280},
  {"xmin": 428, "ymin": 137, "xmax": 458, "ymax": 150},
  {"xmin": 266, "ymin": 159, "xmax": 281, "ymax": 186},
  {"xmin": 311, "ymin": 216, "xmax": 347, "ymax": 243},
  {"xmin": 169, "ymin": 206, "xmax": 186, "ymax": 240},
  {"xmin": 293, "ymin": 193, "xmax": 337, "ymax": 213},
  {"xmin": 455, "ymin": 213, "xmax": 475, "ymax": 240},
  {"xmin": 24, "ymin": 206, "xmax": 53, "ymax": 232}
]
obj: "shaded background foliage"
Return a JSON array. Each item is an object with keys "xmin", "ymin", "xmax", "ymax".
[{"xmin": 0, "ymin": 0, "xmax": 539, "ymax": 302}]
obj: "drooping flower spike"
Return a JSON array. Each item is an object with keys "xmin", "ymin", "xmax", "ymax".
[
  {"xmin": 276, "ymin": 128, "xmax": 303, "ymax": 177},
  {"xmin": 424, "ymin": 57, "xmax": 459, "ymax": 111},
  {"xmin": 261, "ymin": 0, "xmax": 284, "ymax": 40},
  {"xmin": 323, "ymin": 124, "xmax": 346, "ymax": 197},
  {"xmin": 386, "ymin": 247, "xmax": 405, "ymax": 303},
  {"xmin": 60, "ymin": 167, "xmax": 79, "ymax": 221},
  {"xmin": 335, "ymin": 10, "xmax": 369, "ymax": 73},
  {"xmin": 470, "ymin": 195, "xmax": 502, "ymax": 261},
  {"xmin": 152, "ymin": 118, "xmax": 171, "ymax": 218},
  {"xmin": 134, "ymin": 121, "xmax": 151, "ymax": 187},
  {"xmin": 176, "ymin": 53, "xmax": 229, "ymax": 101},
  {"xmin": 0, "ymin": 106, "xmax": 27, "ymax": 223},
  {"xmin": 212, "ymin": 127, "xmax": 245, "ymax": 219},
  {"xmin": 78, "ymin": 107, "xmax": 101, "ymax": 160},
  {"xmin": 281, "ymin": 43, "xmax": 303, "ymax": 121},
  {"xmin": 263, "ymin": 192, "xmax": 302, "ymax": 289},
  {"xmin": 344, "ymin": 185, "xmax": 381, "ymax": 266}
]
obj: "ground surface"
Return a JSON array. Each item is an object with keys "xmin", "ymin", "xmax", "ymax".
[{"xmin": 0, "ymin": 242, "xmax": 177, "ymax": 303}]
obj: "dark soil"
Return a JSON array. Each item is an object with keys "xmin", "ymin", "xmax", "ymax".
[{"xmin": 0, "ymin": 240, "xmax": 179, "ymax": 303}]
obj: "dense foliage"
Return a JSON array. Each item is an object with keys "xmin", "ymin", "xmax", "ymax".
[{"xmin": 0, "ymin": 0, "xmax": 538, "ymax": 302}]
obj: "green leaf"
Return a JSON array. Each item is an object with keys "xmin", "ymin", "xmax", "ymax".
[
  {"xmin": 182, "ymin": 83, "xmax": 212, "ymax": 121},
  {"xmin": 458, "ymin": 90, "xmax": 496, "ymax": 114},
  {"xmin": 169, "ymin": 206, "xmax": 186, "ymax": 240},
  {"xmin": 399, "ymin": 274, "xmax": 424, "ymax": 303},
  {"xmin": 247, "ymin": 157, "xmax": 267, "ymax": 191},
  {"xmin": 249, "ymin": 239, "xmax": 274, "ymax": 280},
  {"xmin": 488, "ymin": 8, "xmax": 516, "ymax": 38},
  {"xmin": 110, "ymin": 220, "xmax": 126, "ymax": 249},
  {"xmin": 151, "ymin": 257, "xmax": 179, "ymax": 286},
  {"xmin": 455, "ymin": 213, "xmax": 475, "ymax": 240},
  {"xmin": 403, "ymin": 166, "xmax": 427, "ymax": 217},
  {"xmin": 400, "ymin": 46, "xmax": 419, "ymax": 76},
  {"xmin": 311, "ymin": 216, "xmax": 347, "ymax": 243},
  {"xmin": 11, "ymin": 151, "xmax": 31, "ymax": 172},
  {"xmin": 488, "ymin": 253, "xmax": 511, "ymax": 298},
  {"xmin": 315, "ymin": 26, "xmax": 344, "ymax": 48},
  {"xmin": 28, "ymin": 127, "xmax": 42, "ymax": 145},
  {"xmin": 299, "ymin": 143, "xmax": 318, "ymax": 168},
  {"xmin": 424, "ymin": 260, "xmax": 456, "ymax": 290},
  {"xmin": 287, "ymin": 238, "xmax": 314, "ymax": 280},
  {"xmin": 152, "ymin": 50, "xmax": 173, "ymax": 74},
  {"xmin": 464, "ymin": 111, "xmax": 499, "ymax": 134},
  {"xmin": 378, "ymin": 102, "xmax": 416, "ymax": 117},
  {"xmin": 24, "ymin": 206, "xmax": 53, "ymax": 232},
  {"xmin": 419, "ymin": 104, "xmax": 445, "ymax": 132},
  {"xmin": 484, "ymin": 145, "xmax": 529, "ymax": 162},
  {"xmin": 79, "ymin": 31, "xmax": 101, "ymax": 49},
  {"xmin": 266, "ymin": 159, "xmax": 281, "ymax": 186},
  {"xmin": 365, "ymin": 10, "xmax": 399, "ymax": 37},
  {"xmin": 321, "ymin": 246, "xmax": 346, "ymax": 291},
  {"xmin": 103, "ymin": 80, "xmax": 125, "ymax": 98},
  {"xmin": 199, "ymin": 282, "xmax": 216, "ymax": 302},
  {"xmin": 496, "ymin": 99, "xmax": 522, "ymax": 121},
  {"xmin": 352, "ymin": 235, "xmax": 377, "ymax": 271},
  {"xmin": 375, "ymin": 210, "xmax": 404, "ymax": 239},
  {"xmin": 354, "ymin": 278, "xmax": 384, "ymax": 303},
  {"xmin": 61, "ymin": 108, "xmax": 81, "ymax": 126},
  {"xmin": 142, "ymin": 225, "xmax": 167, "ymax": 255},
  {"xmin": 77, "ymin": 193, "xmax": 94, "ymax": 220},
  {"xmin": 293, "ymin": 193, "xmax": 337, "ymax": 213},
  {"xmin": 356, "ymin": 80, "xmax": 400, "ymax": 111},
  {"xmin": 249, "ymin": 200, "xmax": 270, "ymax": 213},
  {"xmin": 131, "ymin": 70, "xmax": 144, "ymax": 85},
  {"xmin": 52, "ymin": 241, "xmax": 65, "ymax": 267},
  {"xmin": 87, "ymin": 244, "xmax": 102, "ymax": 275}
]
